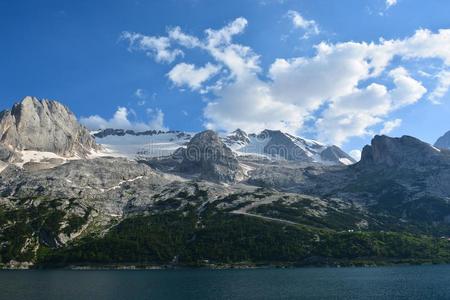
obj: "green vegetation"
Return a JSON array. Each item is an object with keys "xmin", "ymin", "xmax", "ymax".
[
  {"xmin": 4, "ymin": 188, "xmax": 450, "ymax": 269},
  {"xmin": 36, "ymin": 209, "xmax": 450, "ymax": 268}
]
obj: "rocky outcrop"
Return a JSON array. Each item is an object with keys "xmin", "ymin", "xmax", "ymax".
[
  {"xmin": 359, "ymin": 135, "xmax": 447, "ymax": 168},
  {"xmin": 0, "ymin": 97, "xmax": 99, "ymax": 159},
  {"xmin": 0, "ymin": 144, "xmax": 16, "ymax": 162},
  {"xmin": 177, "ymin": 130, "xmax": 244, "ymax": 182}
]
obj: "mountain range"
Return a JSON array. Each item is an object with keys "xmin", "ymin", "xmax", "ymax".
[
  {"xmin": 2, "ymin": 97, "xmax": 450, "ymax": 269},
  {"xmin": 92, "ymin": 125, "xmax": 355, "ymax": 166}
]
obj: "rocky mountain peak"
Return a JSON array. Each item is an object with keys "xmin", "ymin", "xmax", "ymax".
[
  {"xmin": 177, "ymin": 130, "xmax": 244, "ymax": 182},
  {"xmin": 360, "ymin": 135, "xmax": 445, "ymax": 167},
  {"xmin": 223, "ymin": 128, "xmax": 250, "ymax": 146},
  {"xmin": 434, "ymin": 130, "xmax": 450, "ymax": 149},
  {"xmin": 258, "ymin": 129, "xmax": 312, "ymax": 162},
  {"xmin": 0, "ymin": 96, "xmax": 99, "ymax": 160},
  {"xmin": 320, "ymin": 145, "xmax": 356, "ymax": 164}
]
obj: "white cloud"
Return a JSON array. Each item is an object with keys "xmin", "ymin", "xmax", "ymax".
[
  {"xmin": 286, "ymin": 10, "xmax": 319, "ymax": 38},
  {"xmin": 429, "ymin": 70, "xmax": 450, "ymax": 103},
  {"xmin": 389, "ymin": 67, "xmax": 427, "ymax": 109},
  {"xmin": 146, "ymin": 108, "xmax": 166, "ymax": 130},
  {"xmin": 204, "ymin": 76, "xmax": 303, "ymax": 133},
  {"xmin": 80, "ymin": 107, "xmax": 167, "ymax": 131},
  {"xmin": 121, "ymin": 31, "xmax": 183, "ymax": 63},
  {"xmin": 380, "ymin": 119, "xmax": 402, "ymax": 135},
  {"xmin": 168, "ymin": 26, "xmax": 201, "ymax": 48},
  {"xmin": 134, "ymin": 88, "xmax": 147, "ymax": 99},
  {"xmin": 316, "ymin": 69, "xmax": 425, "ymax": 145},
  {"xmin": 123, "ymin": 20, "xmax": 450, "ymax": 146},
  {"xmin": 134, "ymin": 88, "xmax": 147, "ymax": 105},
  {"xmin": 386, "ymin": 0, "xmax": 397, "ymax": 8},
  {"xmin": 349, "ymin": 149, "xmax": 362, "ymax": 161},
  {"xmin": 167, "ymin": 63, "xmax": 221, "ymax": 90}
]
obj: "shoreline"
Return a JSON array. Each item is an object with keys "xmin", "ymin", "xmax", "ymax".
[{"xmin": 1, "ymin": 258, "xmax": 448, "ymax": 271}]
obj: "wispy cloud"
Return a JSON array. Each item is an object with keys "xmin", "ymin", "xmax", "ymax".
[
  {"xmin": 134, "ymin": 88, "xmax": 148, "ymax": 105},
  {"xmin": 120, "ymin": 32, "xmax": 183, "ymax": 63},
  {"xmin": 286, "ymin": 10, "xmax": 319, "ymax": 38},
  {"xmin": 380, "ymin": 119, "xmax": 402, "ymax": 135},
  {"xmin": 429, "ymin": 70, "xmax": 450, "ymax": 104},
  {"xmin": 386, "ymin": 0, "xmax": 398, "ymax": 9}
]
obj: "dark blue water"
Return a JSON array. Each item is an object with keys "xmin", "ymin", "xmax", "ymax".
[{"xmin": 1, "ymin": 265, "xmax": 449, "ymax": 299}]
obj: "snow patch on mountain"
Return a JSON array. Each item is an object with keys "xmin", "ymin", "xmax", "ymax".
[
  {"xmin": 93, "ymin": 130, "xmax": 192, "ymax": 159},
  {"xmin": 224, "ymin": 129, "xmax": 355, "ymax": 165},
  {"xmin": 0, "ymin": 161, "xmax": 7, "ymax": 174}
]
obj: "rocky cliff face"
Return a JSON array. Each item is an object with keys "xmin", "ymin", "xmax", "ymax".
[
  {"xmin": 0, "ymin": 97, "xmax": 99, "ymax": 160},
  {"xmin": 359, "ymin": 135, "xmax": 446, "ymax": 168},
  {"xmin": 177, "ymin": 130, "xmax": 244, "ymax": 182}
]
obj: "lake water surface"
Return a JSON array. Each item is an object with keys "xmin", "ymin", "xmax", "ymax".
[{"xmin": 1, "ymin": 265, "xmax": 449, "ymax": 299}]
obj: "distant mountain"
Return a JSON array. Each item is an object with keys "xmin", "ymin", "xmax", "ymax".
[
  {"xmin": 224, "ymin": 129, "xmax": 355, "ymax": 165},
  {"xmin": 94, "ymin": 127, "xmax": 355, "ymax": 166},
  {"xmin": 0, "ymin": 97, "xmax": 99, "ymax": 162},
  {"xmin": 435, "ymin": 130, "xmax": 450, "ymax": 149}
]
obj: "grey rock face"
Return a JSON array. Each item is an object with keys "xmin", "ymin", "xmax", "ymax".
[
  {"xmin": 0, "ymin": 96, "xmax": 99, "ymax": 158},
  {"xmin": 435, "ymin": 131, "xmax": 450, "ymax": 149},
  {"xmin": 177, "ymin": 130, "xmax": 244, "ymax": 182},
  {"xmin": 0, "ymin": 157, "xmax": 165, "ymax": 214},
  {"xmin": 0, "ymin": 144, "xmax": 16, "ymax": 162},
  {"xmin": 359, "ymin": 135, "xmax": 447, "ymax": 168}
]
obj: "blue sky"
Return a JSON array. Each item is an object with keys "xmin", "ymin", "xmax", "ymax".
[{"xmin": 1, "ymin": 0, "xmax": 450, "ymax": 157}]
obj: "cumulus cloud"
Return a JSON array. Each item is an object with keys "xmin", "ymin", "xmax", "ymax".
[
  {"xmin": 286, "ymin": 10, "xmax": 319, "ymax": 38},
  {"xmin": 80, "ymin": 107, "xmax": 167, "ymax": 131},
  {"xmin": 167, "ymin": 63, "xmax": 221, "ymax": 90},
  {"xmin": 122, "ymin": 19, "xmax": 450, "ymax": 146},
  {"xmin": 316, "ymin": 68, "xmax": 425, "ymax": 145},
  {"xmin": 380, "ymin": 119, "xmax": 402, "ymax": 135}
]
